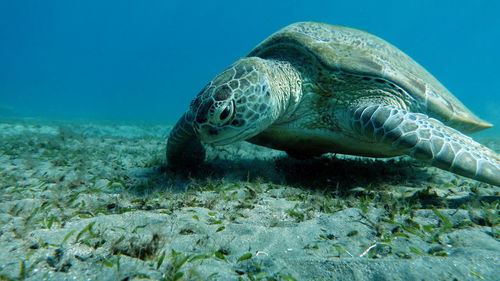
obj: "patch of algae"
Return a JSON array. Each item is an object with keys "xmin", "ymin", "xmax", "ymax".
[{"xmin": 0, "ymin": 118, "xmax": 498, "ymax": 281}]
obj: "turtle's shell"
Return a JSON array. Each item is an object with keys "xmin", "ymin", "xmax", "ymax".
[{"xmin": 247, "ymin": 22, "xmax": 491, "ymax": 133}]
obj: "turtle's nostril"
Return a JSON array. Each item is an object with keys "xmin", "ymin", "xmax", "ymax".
[
  {"xmin": 196, "ymin": 100, "xmax": 213, "ymax": 124},
  {"xmin": 196, "ymin": 113, "xmax": 207, "ymax": 124}
]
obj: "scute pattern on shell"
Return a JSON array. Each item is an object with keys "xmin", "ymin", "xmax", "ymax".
[{"xmin": 248, "ymin": 22, "xmax": 491, "ymax": 133}]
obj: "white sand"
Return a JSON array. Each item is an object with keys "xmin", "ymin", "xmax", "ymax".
[{"xmin": 0, "ymin": 118, "xmax": 499, "ymax": 280}]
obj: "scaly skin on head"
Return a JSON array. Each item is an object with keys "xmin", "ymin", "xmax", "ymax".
[{"xmin": 188, "ymin": 57, "xmax": 302, "ymax": 146}]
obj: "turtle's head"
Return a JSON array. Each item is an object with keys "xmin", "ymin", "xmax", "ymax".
[{"xmin": 188, "ymin": 57, "xmax": 278, "ymax": 146}]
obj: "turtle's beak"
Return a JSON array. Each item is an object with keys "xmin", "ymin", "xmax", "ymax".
[{"xmin": 197, "ymin": 125, "xmax": 250, "ymax": 146}]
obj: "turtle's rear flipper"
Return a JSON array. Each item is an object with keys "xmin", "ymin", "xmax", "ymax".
[
  {"xmin": 167, "ymin": 113, "xmax": 206, "ymax": 168},
  {"xmin": 351, "ymin": 105, "xmax": 499, "ymax": 186}
]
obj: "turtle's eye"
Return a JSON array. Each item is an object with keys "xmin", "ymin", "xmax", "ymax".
[
  {"xmin": 220, "ymin": 106, "xmax": 231, "ymax": 120},
  {"xmin": 213, "ymin": 101, "xmax": 235, "ymax": 124},
  {"xmin": 221, "ymin": 101, "xmax": 235, "ymax": 121}
]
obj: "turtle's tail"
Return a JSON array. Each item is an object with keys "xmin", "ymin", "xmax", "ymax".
[
  {"xmin": 167, "ymin": 113, "xmax": 206, "ymax": 168},
  {"xmin": 351, "ymin": 105, "xmax": 500, "ymax": 186}
]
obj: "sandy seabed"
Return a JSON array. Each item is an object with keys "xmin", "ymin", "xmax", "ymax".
[{"xmin": 0, "ymin": 117, "xmax": 499, "ymax": 281}]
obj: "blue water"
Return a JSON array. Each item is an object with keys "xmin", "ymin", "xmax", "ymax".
[{"xmin": 1, "ymin": 0, "xmax": 499, "ymax": 127}]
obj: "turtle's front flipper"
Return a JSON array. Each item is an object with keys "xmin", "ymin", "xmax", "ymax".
[
  {"xmin": 351, "ymin": 105, "xmax": 499, "ymax": 186},
  {"xmin": 166, "ymin": 113, "xmax": 205, "ymax": 168}
]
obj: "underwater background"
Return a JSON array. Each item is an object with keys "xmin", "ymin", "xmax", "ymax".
[
  {"xmin": 1, "ymin": 1, "xmax": 500, "ymax": 280},
  {"xmin": 1, "ymin": 0, "xmax": 499, "ymax": 128}
]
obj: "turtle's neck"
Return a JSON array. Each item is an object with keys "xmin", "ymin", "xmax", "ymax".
[{"xmin": 263, "ymin": 59, "xmax": 303, "ymax": 123}]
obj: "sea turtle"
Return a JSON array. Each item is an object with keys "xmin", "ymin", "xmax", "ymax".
[{"xmin": 167, "ymin": 22, "xmax": 499, "ymax": 186}]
